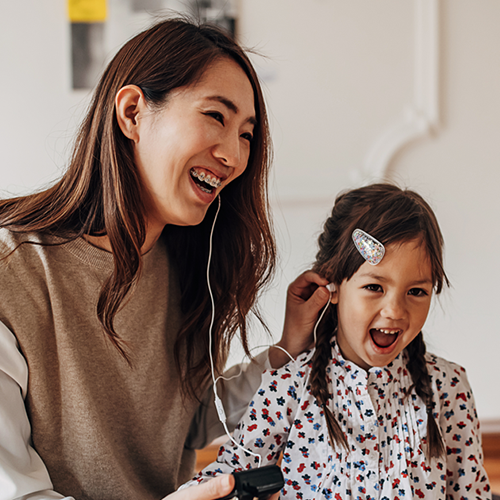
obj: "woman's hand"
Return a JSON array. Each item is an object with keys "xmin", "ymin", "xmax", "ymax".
[
  {"xmin": 164, "ymin": 476, "xmax": 282, "ymax": 500},
  {"xmin": 162, "ymin": 475, "xmax": 235, "ymax": 500},
  {"xmin": 269, "ymin": 270, "xmax": 330, "ymax": 369}
]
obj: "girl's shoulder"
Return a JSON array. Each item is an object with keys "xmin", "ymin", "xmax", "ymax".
[
  {"xmin": 257, "ymin": 348, "xmax": 315, "ymax": 406},
  {"xmin": 264, "ymin": 347, "xmax": 315, "ymax": 381},
  {"xmin": 424, "ymin": 352, "xmax": 472, "ymax": 393},
  {"xmin": 425, "ymin": 352, "xmax": 467, "ymax": 375}
]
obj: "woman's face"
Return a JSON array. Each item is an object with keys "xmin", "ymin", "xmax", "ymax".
[{"xmin": 133, "ymin": 57, "xmax": 256, "ymax": 230}]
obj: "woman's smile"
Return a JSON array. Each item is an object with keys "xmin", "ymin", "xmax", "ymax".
[
  {"xmin": 131, "ymin": 57, "xmax": 256, "ymax": 235},
  {"xmin": 190, "ymin": 167, "xmax": 224, "ymax": 192}
]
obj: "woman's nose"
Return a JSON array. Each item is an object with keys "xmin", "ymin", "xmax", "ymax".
[{"xmin": 213, "ymin": 131, "xmax": 244, "ymax": 168}]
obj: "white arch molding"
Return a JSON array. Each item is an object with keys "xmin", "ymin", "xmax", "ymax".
[{"xmin": 358, "ymin": 0, "xmax": 441, "ymax": 183}]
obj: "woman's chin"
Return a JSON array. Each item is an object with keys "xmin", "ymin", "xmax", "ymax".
[{"xmin": 167, "ymin": 207, "xmax": 210, "ymax": 227}]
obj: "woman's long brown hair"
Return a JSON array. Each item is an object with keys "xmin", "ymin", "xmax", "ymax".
[
  {"xmin": 311, "ymin": 183, "xmax": 448, "ymax": 458},
  {"xmin": 0, "ymin": 18, "xmax": 276, "ymax": 398}
]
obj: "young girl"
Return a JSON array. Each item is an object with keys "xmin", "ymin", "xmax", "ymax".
[{"xmin": 185, "ymin": 183, "xmax": 491, "ymax": 499}]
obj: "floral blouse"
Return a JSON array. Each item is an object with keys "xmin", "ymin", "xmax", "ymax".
[{"xmin": 187, "ymin": 339, "xmax": 491, "ymax": 499}]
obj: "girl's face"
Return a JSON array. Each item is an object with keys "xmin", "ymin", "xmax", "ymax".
[
  {"xmin": 331, "ymin": 239, "xmax": 433, "ymax": 370},
  {"xmin": 133, "ymin": 57, "xmax": 256, "ymax": 231}
]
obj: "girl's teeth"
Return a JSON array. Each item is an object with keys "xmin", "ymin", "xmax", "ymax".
[{"xmin": 379, "ymin": 329, "xmax": 399, "ymax": 334}]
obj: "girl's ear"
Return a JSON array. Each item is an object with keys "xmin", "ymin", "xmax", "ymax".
[
  {"xmin": 328, "ymin": 283, "xmax": 339, "ymax": 304},
  {"xmin": 115, "ymin": 85, "xmax": 146, "ymax": 143}
]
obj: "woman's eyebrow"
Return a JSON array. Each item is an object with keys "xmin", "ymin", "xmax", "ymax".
[{"xmin": 205, "ymin": 95, "xmax": 257, "ymax": 126}]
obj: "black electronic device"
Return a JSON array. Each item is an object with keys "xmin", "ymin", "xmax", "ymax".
[{"xmin": 217, "ymin": 465, "xmax": 284, "ymax": 500}]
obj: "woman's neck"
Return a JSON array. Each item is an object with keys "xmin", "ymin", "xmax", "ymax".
[{"xmin": 83, "ymin": 226, "xmax": 162, "ymax": 254}]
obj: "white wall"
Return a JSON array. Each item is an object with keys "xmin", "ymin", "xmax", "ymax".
[
  {"xmin": 1, "ymin": 0, "xmax": 499, "ymax": 425},
  {"xmin": 237, "ymin": 0, "xmax": 500, "ymax": 426}
]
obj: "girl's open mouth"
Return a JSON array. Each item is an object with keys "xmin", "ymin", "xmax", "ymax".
[{"xmin": 370, "ymin": 328, "xmax": 400, "ymax": 348}]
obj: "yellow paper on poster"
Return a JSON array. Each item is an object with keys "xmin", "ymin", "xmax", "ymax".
[{"xmin": 68, "ymin": 0, "xmax": 107, "ymax": 23}]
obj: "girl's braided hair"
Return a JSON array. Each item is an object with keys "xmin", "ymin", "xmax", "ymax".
[{"xmin": 310, "ymin": 183, "xmax": 449, "ymax": 458}]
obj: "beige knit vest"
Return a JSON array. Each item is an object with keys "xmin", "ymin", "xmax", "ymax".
[{"xmin": 0, "ymin": 229, "xmax": 201, "ymax": 499}]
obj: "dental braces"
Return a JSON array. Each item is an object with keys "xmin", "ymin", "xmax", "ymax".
[{"xmin": 191, "ymin": 168, "xmax": 222, "ymax": 188}]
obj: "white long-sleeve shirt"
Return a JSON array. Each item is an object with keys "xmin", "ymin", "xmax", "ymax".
[{"xmin": 186, "ymin": 339, "xmax": 492, "ymax": 500}]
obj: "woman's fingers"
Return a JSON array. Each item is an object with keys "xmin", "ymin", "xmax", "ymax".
[
  {"xmin": 163, "ymin": 475, "xmax": 235, "ymax": 500},
  {"xmin": 287, "ymin": 270, "xmax": 329, "ymax": 302},
  {"xmin": 270, "ymin": 270, "xmax": 330, "ymax": 368}
]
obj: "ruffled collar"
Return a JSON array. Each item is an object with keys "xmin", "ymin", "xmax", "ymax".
[{"xmin": 330, "ymin": 336, "xmax": 406, "ymax": 388}]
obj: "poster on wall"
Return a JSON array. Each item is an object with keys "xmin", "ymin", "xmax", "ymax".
[{"xmin": 68, "ymin": 0, "xmax": 238, "ymax": 90}]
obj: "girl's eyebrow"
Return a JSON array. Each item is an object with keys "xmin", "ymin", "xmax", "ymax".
[
  {"xmin": 357, "ymin": 272, "xmax": 433, "ymax": 286},
  {"xmin": 357, "ymin": 272, "xmax": 386, "ymax": 281},
  {"xmin": 205, "ymin": 95, "xmax": 257, "ymax": 126},
  {"xmin": 410, "ymin": 279, "xmax": 434, "ymax": 286}
]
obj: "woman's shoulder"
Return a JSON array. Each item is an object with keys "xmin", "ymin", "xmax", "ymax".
[
  {"xmin": 0, "ymin": 228, "xmax": 114, "ymax": 271},
  {"xmin": 0, "ymin": 228, "xmax": 68, "ymax": 262},
  {"xmin": 0, "ymin": 228, "xmax": 44, "ymax": 256},
  {"xmin": 0, "ymin": 227, "xmax": 48, "ymax": 248}
]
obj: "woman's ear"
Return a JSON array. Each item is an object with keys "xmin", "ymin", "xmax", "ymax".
[{"xmin": 115, "ymin": 85, "xmax": 146, "ymax": 142}]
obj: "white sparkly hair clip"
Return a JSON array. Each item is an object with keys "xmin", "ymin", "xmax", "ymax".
[{"xmin": 352, "ymin": 228, "xmax": 385, "ymax": 265}]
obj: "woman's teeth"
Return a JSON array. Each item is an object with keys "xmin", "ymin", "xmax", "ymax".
[{"xmin": 190, "ymin": 168, "xmax": 222, "ymax": 189}]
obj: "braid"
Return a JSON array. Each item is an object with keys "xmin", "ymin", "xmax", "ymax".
[
  {"xmin": 405, "ymin": 332, "xmax": 445, "ymax": 458},
  {"xmin": 309, "ymin": 309, "xmax": 348, "ymax": 452}
]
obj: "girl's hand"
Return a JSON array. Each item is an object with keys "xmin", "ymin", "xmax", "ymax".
[
  {"xmin": 269, "ymin": 270, "xmax": 330, "ymax": 368},
  {"xmin": 162, "ymin": 475, "xmax": 234, "ymax": 499}
]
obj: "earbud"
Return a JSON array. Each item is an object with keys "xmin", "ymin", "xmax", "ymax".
[{"xmin": 326, "ymin": 283, "xmax": 336, "ymax": 293}]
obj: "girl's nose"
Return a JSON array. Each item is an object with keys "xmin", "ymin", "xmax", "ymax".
[{"xmin": 380, "ymin": 294, "xmax": 406, "ymax": 320}]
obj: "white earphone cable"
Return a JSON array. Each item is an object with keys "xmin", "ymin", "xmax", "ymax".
[
  {"xmin": 206, "ymin": 196, "xmax": 263, "ymax": 468},
  {"xmin": 313, "ymin": 293, "xmax": 332, "ymax": 346},
  {"xmin": 206, "ymin": 197, "xmax": 334, "ymax": 469}
]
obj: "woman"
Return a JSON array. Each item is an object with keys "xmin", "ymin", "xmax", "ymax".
[{"xmin": 0, "ymin": 18, "xmax": 329, "ymax": 500}]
